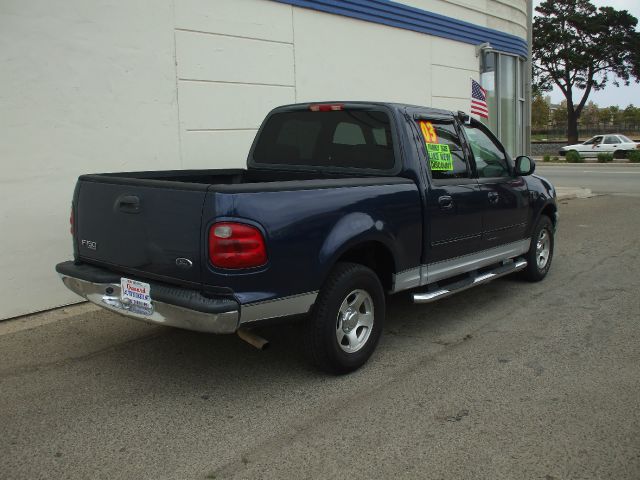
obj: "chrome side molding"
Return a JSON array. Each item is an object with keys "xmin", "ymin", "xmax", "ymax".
[
  {"xmin": 413, "ymin": 258, "xmax": 527, "ymax": 304},
  {"xmin": 240, "ymin": 291, "xmax": 318, "ymax": 325},
  {"xmin": 392, "ymin": 239, "xmax": 531, "ymax": 293}
]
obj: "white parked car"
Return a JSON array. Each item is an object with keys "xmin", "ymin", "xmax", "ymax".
[{"xmin": 560, "ymin": 134, "xmax": 639, "ymax": 158}]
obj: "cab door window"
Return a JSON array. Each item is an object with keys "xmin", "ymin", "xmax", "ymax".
[
  {"xmin": 463, "ymin": 123, "xmax": 510, "ymax": 178},
  {"xmin": 416, "ymin": 120, "xmax": 469, "ymax": 180}
]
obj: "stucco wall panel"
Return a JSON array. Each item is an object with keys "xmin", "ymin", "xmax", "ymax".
[
  {"xmin": 431, "ymin": 65, "xmax": 476, "ymax": 99},
  {"xmin": 181, "ymin": 130, "xmax": 259, "ymax": 169},
  {"xmin": 431, "ymin": 37, "xmax": 476, "ymax": 72},
  {"xmin": 175, "ymin": 31, "xmax": 295, "ymax": 86},
  {"xmin": 178, "ymin": 82, "xmax": 295, "ymax": 130},
  {"xmin": 402, "ymin": 0, "xmax": 527, "ymax": 39},
  {"xmin": 430, "ymin": 96, "xmax": 472, "ymax": 113},
  {"xmin": 293, "ymin": 8, "xmax": 432, "ymax": 105},
  {"xmin": 174, "ymin": 0, "xmax": 293, "ymax": 42}
]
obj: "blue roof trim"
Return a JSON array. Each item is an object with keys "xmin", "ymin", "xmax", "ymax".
[{"xmin": 271, "ymin": 0, "xmax": 528, "ymax": 57}]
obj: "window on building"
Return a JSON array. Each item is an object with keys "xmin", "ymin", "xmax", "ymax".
[{"xmin": 480, "ymin": 50, "xmax": 527, "ymax": 157}]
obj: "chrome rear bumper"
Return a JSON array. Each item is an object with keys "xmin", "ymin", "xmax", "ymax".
[{"xmin": 57, "ymin": 263, "xmax": 239, "ymax": 334}]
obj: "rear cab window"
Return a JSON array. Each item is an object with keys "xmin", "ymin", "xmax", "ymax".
[{"xmin": 252, "ymin": 106, "xmax": 396, "ymax": 171}]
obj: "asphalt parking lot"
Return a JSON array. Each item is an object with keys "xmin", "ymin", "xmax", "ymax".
[{"xmin": 1, "ymin": 194, "xmax": 639, "ymax": 480}]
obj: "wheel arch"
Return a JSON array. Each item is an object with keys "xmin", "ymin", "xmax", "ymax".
[{"xmin": 330, "ymin": 240, "xmax": 397, "ymax": 292}]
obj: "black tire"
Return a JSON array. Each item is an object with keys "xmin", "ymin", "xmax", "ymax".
[
  {"xmin": 304, "ymin": 262, "xmax": 385, "ymax": 374},
  {"xmin": 614, "ymin": 150, "xmax": 626, "ymax": 159},
  {"xmin": 522, "ymin": 215, "xmax": 554, "ymax": 282}
]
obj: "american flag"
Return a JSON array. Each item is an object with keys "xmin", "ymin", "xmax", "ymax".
[{"xmin": 471, "ymin": 78, "xmax": 489, "ymax": 119}]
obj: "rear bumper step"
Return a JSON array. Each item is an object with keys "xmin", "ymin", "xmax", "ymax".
[
  {"xmin": 413, "ymin": 258, "xmax": 527, "ymax": 304},
  {"xmin": 55, "ymin": 261, "xmax": 239, "ymax": 333}
]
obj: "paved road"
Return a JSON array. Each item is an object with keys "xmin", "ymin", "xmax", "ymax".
[
  {"xmin": 537, "ymin": 164, "xmax": 640, "ymax": 195},
  {"xmin": 2, "ymin": 195, "xmax": 640, "ymax": 479}
]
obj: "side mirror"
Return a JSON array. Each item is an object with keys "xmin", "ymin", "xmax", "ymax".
[{"xmin": 515, "ymin": 155, "xmax": 535, "ymax": 176}]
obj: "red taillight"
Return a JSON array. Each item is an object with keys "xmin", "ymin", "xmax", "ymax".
[
  {"xmin": 309, "ymin": 103, "xmax": 344, "ymax": 112},
  {"xmin": 70, "ymin": 206, "xmax": 74, "ymax": 235},
  {"xmin": 208, "ymin": 222, "xmax": 267, "ymax": 269}
]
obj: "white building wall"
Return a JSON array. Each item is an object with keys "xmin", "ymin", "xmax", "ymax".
[
  {"xmin": 0, "ymin": 0, "xmax": 528, "ymax": 319},
  {"xmin": 0, "ymin": 0, "xmax": 180, "ymax": 319},
  {"xmin": 173, "ymin": 0, "xmax": 296, "ymax": 169}
]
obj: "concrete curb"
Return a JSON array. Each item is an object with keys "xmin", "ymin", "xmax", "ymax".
[
  {"xmin": 533, "ymin": 160, "xmax": 640, "ymax": 167},
  {"xmin": 556, "ymin": 187, "xmax": 593, "ymax": 201}
]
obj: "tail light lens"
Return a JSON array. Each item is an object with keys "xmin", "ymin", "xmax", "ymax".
[{"xmin": 208, "ymin": 222, "xmax": 267, "ymax": 269}]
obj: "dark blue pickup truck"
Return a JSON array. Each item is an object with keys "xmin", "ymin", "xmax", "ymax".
[{"xmin": 56, "ymin": 102, "xmax": 557, "ymax": 373}]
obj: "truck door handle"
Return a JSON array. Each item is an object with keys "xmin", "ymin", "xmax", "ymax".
[
  {"xmin": 116, "ymin": 194, "xmax": 140, "ymax": 213},
  {"xmin": 438, "ymin": 195, "xmax": 453, "ymax": 210},
  {"xmin": 487, "ymin": 192, "xmax": 499, "ymax": 204}
]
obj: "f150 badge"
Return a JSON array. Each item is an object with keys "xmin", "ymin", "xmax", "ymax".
[{"xmin": 81, "ymin": 239, "xmax": 97, "ymax": 250}]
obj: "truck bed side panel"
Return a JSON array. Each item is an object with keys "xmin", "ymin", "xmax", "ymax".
[{"xmin": 201, "ymin": 181, "xmax": 422, "ymax": 304}]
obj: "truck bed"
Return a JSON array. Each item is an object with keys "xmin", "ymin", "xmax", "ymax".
[{"xmin": 74, "ymin": 168, "xmax": 420, "ymax": 298}]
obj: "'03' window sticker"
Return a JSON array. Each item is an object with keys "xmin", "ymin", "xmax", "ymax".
[{"xmin": 417, "ymin": 121, "xmax": 453, "ymax": 171}]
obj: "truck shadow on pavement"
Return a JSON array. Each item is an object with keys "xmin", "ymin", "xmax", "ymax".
[{"xmin": 68, "ymin": 272, "xmax": 536, "ymax": 388}]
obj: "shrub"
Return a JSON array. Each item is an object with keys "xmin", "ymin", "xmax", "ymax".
[
  {"xmin": 597, "ymin": 153, "xmax": 613, "ymax": 163},
  {"xmin": 543, "ymin": 154, "xmax": 551, "ymax": 162},
  {"xmin": 552, "ymin": 156, "xmax": 560, "ymax": 162},
  {"xmin": 565, "ymin": 150, "xmax": 584, "ymax": 163},
  {"xmin": 628, "ymin": 150, "xmax": 640, "ymax": 163}
]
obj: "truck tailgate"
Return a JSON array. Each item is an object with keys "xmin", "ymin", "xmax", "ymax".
[{"xmin": 75, "ymin": 178, "xmax": 207, "ymax": 284}]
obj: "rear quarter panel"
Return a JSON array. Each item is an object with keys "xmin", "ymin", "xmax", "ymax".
[{"xmin": 201, "ymin": 182, "xmax": 422, "ymax": 304}]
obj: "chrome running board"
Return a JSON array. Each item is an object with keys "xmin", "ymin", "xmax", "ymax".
[{"xmin": 413, "ymin": 258, "xmax": 527, "ymax": 304}]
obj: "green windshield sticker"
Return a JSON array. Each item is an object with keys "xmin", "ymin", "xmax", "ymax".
[{"xmin": 426, "ymin": 143, "xmax": 453, "ymax": 171}]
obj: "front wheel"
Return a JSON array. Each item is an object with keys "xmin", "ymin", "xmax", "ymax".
[
  {"xmin": 304, "ymin": 262, "xmax": 385, "ymax": 374},
  {"xmin": 522, "ymin": 215, "xmax": 554, "ymax": 282}
]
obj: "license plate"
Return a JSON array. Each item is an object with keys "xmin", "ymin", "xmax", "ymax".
[{"xmin": 120, "ymin": 277, "xmax": 153, "ymax": 314}]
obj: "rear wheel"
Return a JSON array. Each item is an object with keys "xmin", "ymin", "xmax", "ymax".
[
  {"xmin": 522, "ymin": 215, "xmax": 554, "ymax": 282},
  {"xmin": 614, "ymin": 150, "xmax": 626, "ymax": 159},
  {"xmin": 304, "ymin": 262, "xmax": 385, "ymax": 374}
]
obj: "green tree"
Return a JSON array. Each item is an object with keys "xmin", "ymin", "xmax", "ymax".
[
  {"xmin": 623, "ymin": 104, "xmax": 639, "ymax": 129},
  {"xmin": 608, "ymin": 106, "xmax": 622, "ymax": 129},
  {"xmin": 533, "ymin": 0, "xmax": 640, "ymax": 143},
  {"xmin": 581, "ymin": 101, "xmax": 600, "ymax": 131},
  {"xmin": 552, "ymin": 100, "xmax": 568, "ymax": 129},
  {"xmin": 531, "ymin": 94, "xmax": 551, "ymax": 130},
  {"xmin": 598, "ymin": 107, "xmax": 611, "ymax": 129}
]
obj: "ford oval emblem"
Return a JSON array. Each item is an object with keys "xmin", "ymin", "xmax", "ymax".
[{"xmin": 175, "ymin": 257, "xmax": 193, "ymax": 269}]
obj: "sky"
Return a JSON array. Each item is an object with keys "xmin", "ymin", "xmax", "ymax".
[{"xmin": 533, "ymin": 0, "xmax": 640, "ymax": 108}]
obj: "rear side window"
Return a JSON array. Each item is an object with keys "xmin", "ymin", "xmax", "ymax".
[
  {"xmin": 252, "ymin": 109, "xmax": 395, "ymax": 170},
  {"xmin": 416, "ymin": 120, "xmax": 469, "ymax": 180}
]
